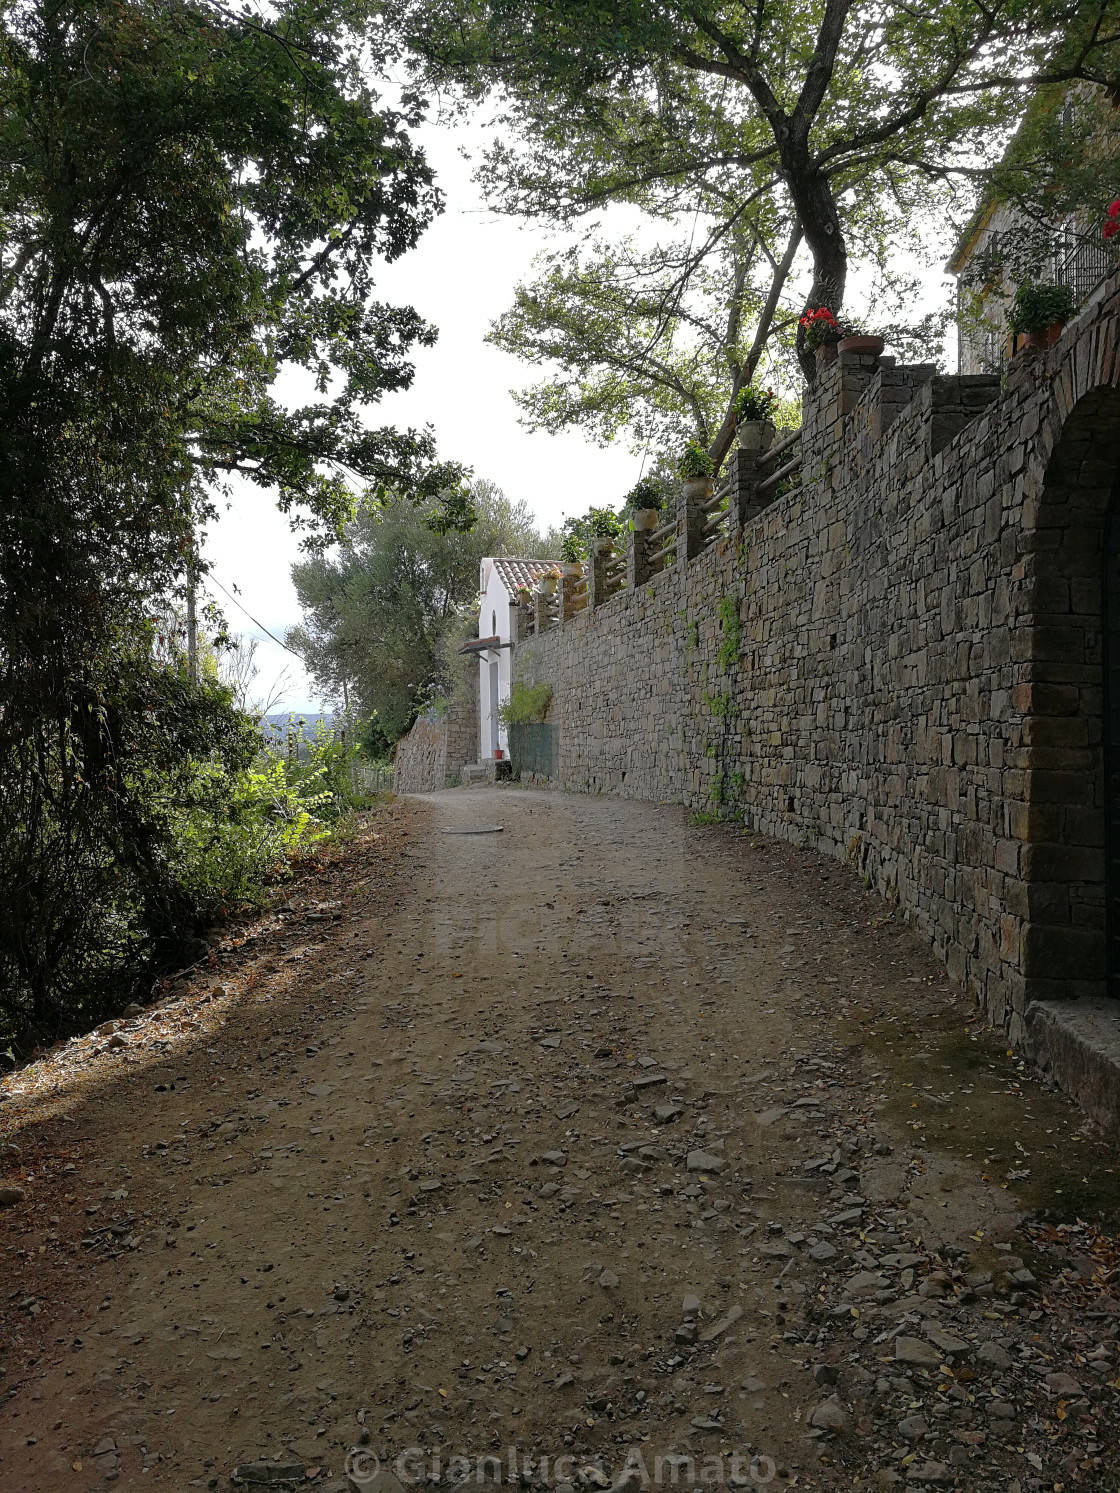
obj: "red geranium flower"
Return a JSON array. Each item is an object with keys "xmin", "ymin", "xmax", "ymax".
[{"xmin": 1108, "ymin": 198, "xmax": 1120, "ymax": 217}]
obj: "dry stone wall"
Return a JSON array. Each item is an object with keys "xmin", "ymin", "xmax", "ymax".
[
  {"xmin": 514, "ymin": 272, "xmax": 1120, "ymax": 1041},
  {"xmin": 393, "ymin": 713, "xmax": 447, "ymax": 794},
  {"xmin": 393, "ymin": 679, "xmax": 480, "ymax": 794}
]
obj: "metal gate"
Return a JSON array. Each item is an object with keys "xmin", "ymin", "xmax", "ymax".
[{"xmin": 508, "ymin": 722, "xmax": 558, "ymax": 780}]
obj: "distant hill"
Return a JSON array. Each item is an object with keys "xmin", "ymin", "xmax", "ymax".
[{"xmin": 261, "ymin": 712, "xmax": 336, "ymax": 756}]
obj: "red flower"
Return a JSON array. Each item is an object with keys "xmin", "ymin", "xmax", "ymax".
[
  {"xmin": 1105, "ymin": 221, "xmax": 1119, "ymax": 241},
  {"xmin": 1109, "ymin": 198, "xmax": 1120, "ymax": 218}
]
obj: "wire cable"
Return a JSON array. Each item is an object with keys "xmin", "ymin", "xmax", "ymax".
[{"xmin": 204, "ymin": 571, "xmax": 307, "ymax": 661}]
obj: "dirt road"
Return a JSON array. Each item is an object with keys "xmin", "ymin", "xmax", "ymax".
[{"xmin": 2, "ymin": 788, "xmax": 1119, "ymax": 1492}]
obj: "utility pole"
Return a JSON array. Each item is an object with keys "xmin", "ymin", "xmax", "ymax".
[{"xmin": 186, "ymin": 553, "xmax": 198, "ymax": 681}]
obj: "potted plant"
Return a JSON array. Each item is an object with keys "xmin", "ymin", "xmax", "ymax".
[
  {"xmin": 512, "ymin": 582, "xmax": 533, "ymax": 607},
  {"xmin": 623, "ymin": 476, "xmax": 663, "ymax": 531},
  {"xmin": 558, "ymin": 533, "xmax": 585, "ymax": 575},
  {"xmin": 798, "ymin": 306, "xmax": 846, "ymax": 367},
  {"xmin": 587, "ymin": 506, "xmax": 622, "ymax": 556},
  {"xmin": 536, "ymin": 566, "xmax": 561, "ymax": 597},
  {"xmin": 1105, "ymin": 197, "xmax": 1120, "ymax": 246},
  {"xmin": 678, "ymin": 439, "xmax": 713, "ymax": 501},
  {"xmin": 1009, "ymin": 280, "xmax": 1078, "ymax": 351},
  {"xmin": 733, "ymin": 385, "xmax": 778, "ymax": 453}
]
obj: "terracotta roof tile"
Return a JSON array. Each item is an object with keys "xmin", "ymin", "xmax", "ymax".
[{"xmin": 490, "ymin": 557, "xmax": 554, "ymax": 594}]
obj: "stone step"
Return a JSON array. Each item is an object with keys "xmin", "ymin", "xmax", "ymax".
[{"xmin": 1027, "ymin": 998, "xmax": 1120, "ymax": 1134}]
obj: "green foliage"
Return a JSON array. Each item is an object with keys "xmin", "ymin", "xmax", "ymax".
[
  {"xmin": 716, "ymin": 596, "xmax": 742, "ymax": 671},
  {"xmin": 703, "ymin": 689, "xmax": 734, "ymax": 720},
  {"xmin": 560, "ymin": 533, "xmax": 586, "ymax": 564},
  {"xmin": 290, "ymin": 480, "xmax": 556, "ymax": 741},
  {"xmin": 1008, "ymin": 281, "xmax": 1079, "ymax": 335},
  {"xmin": 359, "ymin": 714, "xmax": 394, "ymax": 762},
  {"xmin": 166, "ymin": 756, "xmax": 331, "ymax": 919},
  {"xmin": 560, "ymin": 504, "xmax": 624, "ymax": 552},
  {"xmin": 679, "ymin": 441, "xmax": 713, "ymax": 480},
  {"xmin": 589, "ymin": 507, "xmax": 623, "ymax": 539},
  {"xmin": 390, "ymin": 0, "xmax": 1114, "ymax": 426},
  {"xmin": 0, "ymin": 660, "xmax": 252, "ymax": 1042},
  {"xmin": 487, "ymin": 235, "xmax": 799, "ymax": 457},
  {"xmin": 734, "ymin": 386, "xmax": 777, "ymax": 422},
  {"xmin": 961, "ymin": 86, "xmax": 1120, "ymax": 312},
  {"xmin": 623, "ymin": 477, "xmax": 665, "ymax": 511},
  {"xmin": 496, "ymin": 680, "xmax": 553, "ymax": 727},
  {"xmin": 0, "ymin": 0, "xmax": 461, "ymax": 1044}
]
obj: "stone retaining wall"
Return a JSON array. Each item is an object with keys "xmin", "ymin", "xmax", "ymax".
[
  {"xmin": 393, "ymin": 712, "xmax": 447, "ymax": 794},
  {"xmin": 393, "ymin": 678, "xmax": 480, "ymax": 794},
  {"xmin": 514, "ymin": 273, "xmax": 1120, "ymax": 1041}
]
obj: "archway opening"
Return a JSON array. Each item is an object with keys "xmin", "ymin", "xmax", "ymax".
[{"xmin": 1023, "ymin": 386, "xmax": 1120, "ymax": 1002}]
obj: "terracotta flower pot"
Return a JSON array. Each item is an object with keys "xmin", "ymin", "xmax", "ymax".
[
  {"xmin": 1024, "ymin": 319, "xmax": 1065, "ymax": 350},
  {"xmin": 836, "ymin": 334, "xmax": 885, "ymax": 357},
  {"xmin": 682, "ymin": 477, "xmax": 713, "ymax": 502},
  {"xmin": 629, "ymin": 507, "xmax": 660, "ymax": 531},
  {"xmin": 737, "ymin": 419, "xmax": 776, "ymax": 455},
  {"xmin": 537, "ymin": 575, "xmax": 558, "ymax": 596},
  {"xmin": 590, "ymin": 536, "xmax": 614, "ymax": 557},
  {"xmin": 557, "ymin": 562, "xmax": 583, "ymax": 577}
]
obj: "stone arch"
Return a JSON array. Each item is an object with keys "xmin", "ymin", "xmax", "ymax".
[{"xmin": 1020, "ymin": 383, "xmax": 1120, "ymax": 1005}]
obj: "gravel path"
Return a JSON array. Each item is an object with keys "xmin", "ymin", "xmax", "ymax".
[{"xmin": 1, "ymin": 788, "xmax": 1118, "ymax": 1492}]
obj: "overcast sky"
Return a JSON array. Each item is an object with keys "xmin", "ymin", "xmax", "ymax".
[
  {"xmin": 202, "ymin": 109, "xmax": 957, "ymax": 717},
  {"xmin": 201, "ymin": 113, "xmax": 645, "ymax": 715}
]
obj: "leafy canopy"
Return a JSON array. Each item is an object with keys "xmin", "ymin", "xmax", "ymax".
[
  {"xmin": 0, "ymin": 0, "xmax": 461, "ymax": 1037},
  {"xmin": 389, "ymin": 0, "xmax": 1120, "ymax": 458},
  {"xmin": 289, "ymin": 480, "xmax": 558, "ymax": 740}
]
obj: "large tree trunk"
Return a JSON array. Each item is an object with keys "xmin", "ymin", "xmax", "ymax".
[{"xmin": 785, "ymin": 164, "xmax": 847, "ymax": 381}]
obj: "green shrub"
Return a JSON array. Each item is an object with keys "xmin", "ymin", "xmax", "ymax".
[
  {"xmin": 733, "ymin": 385, "xmax": 777, "ymax": 422},
  {"xmin": 560, "ymin": 533, "xmax": 585, "ymax": 564},
  {"xmin": 497, "ymin": 680, "xmax": 553, "ymax": 726},
  {"xmin": 678, "ymin": 440, "xmax": 713, "ymax": 479},
  {"xmin": 588, "ymin": 506, "xmax": 623, "ymax": 539},
  {"xmin": 623, "ymin": 476, "xmax": 664, "ymax": 510},
  {"xmin": 1009, "ymin": 281, "xmax": 1077, "ymax": 335}
]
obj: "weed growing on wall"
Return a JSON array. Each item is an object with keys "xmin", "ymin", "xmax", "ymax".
[
  {"xmin": 717, "ymin": 596, "xmax": 742, "ymax": 670},
  {"xmin": 497, "ymin": 680, "xmax": 554, "ymax": 727}
]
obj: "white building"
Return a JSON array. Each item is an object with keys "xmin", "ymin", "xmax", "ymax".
[{"xmin": 473, "ymin": 556, "xmax": 552, "ymax": 760}]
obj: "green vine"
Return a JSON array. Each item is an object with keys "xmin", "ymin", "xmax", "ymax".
[{"xmin": 716, "ymin": 595, "xmax": 741, "ymax": 670}]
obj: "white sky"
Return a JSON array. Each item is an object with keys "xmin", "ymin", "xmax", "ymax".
[
  {"xmin": 203, "ymin": 111, "xmax": 958, "ymax": 716},
  {"xmin": 202, "ymin": 115, "xmax": 645, "ymax": 714}
]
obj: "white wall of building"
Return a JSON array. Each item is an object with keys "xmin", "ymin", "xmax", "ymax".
[{"xmin": 477, "ymin": 560, "xmax": 513, "ymax": 760}]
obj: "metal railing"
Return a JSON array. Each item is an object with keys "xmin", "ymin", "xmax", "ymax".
[
  {"xmin": 698, "ymin": 476, "xmax": 732, "ymax": 551},
  {"xmin": 645, "ymin": 512, "xmax": 677, "ymax": 572},
  {"xmin": 1059, "ymin": 237, "xmax": 1113, "ymax": 304},
  {"xmin": 756, "ymin": 428, "xmax": 803, "ymax": 504}
]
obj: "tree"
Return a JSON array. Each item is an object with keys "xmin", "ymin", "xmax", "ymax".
[
  {"xmin": 489, "ymin": 226, "xmax": 801, "ymax": 455},
  {"xmin": 0, "ymin": 0, "xmax": 461, "ymax": 1036},
  {"xmin": 390, "ymin": 0, "xmax": 1120, "ymax": 460},
  {"xmin": 289, "ymin": 480, "xmax": 557, "ymax": 740}
]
